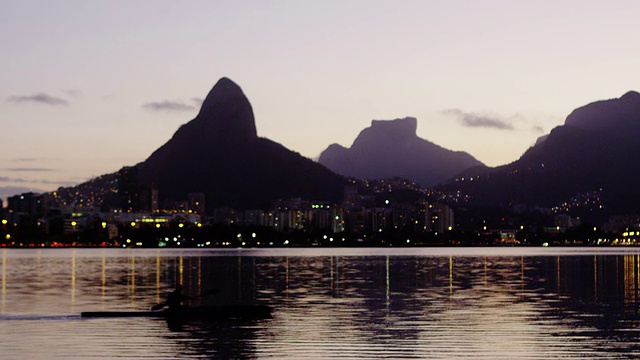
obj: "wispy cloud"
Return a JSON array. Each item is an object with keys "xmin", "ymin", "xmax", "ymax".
[
  {"xmin": 0, "ymin": 175, "xmax": 74, "ymax": 186},
  {"xmin": 38, "ymin": 179, "xmax": 77, "ymax": 186},
  {"xmin": 6, "ymin": 168, "xmax": 55, "ymax": 172},
  {"xmin": 142, "ymin": 100, "xmax": 197, "ymax": 112},
  {"xmin": 9, "ymin": 158, "xmax": 38, "ymax": 162},
  {"xmin": 531, "ymin": 125, "xmax": 544, "ymax": 133},
  {"xmin": 443, "ymin": 109, "xmax": 514, "ymax": 130},
  {"xmin": 6, "ymin": 93, "xmax": 69, "ymax": 106}
]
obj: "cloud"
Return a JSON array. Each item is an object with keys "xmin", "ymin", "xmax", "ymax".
[
  {"xmin": 6, "ymin": 168, "xmax": 55, "ymax": 172},
  {"xmin": 38, "ymin": 179, "xmax": 77, "ymax": 186},
  {"xmin": 7, "ymin": 93, "xmax": 69, "ymax": 106},
  {"xmin": 531, "ymin": 125, "xmax": 544, "ymax": 133},
  {"xmin": 142, "ymin": 100, "xmax": 197, "ymax": 112},
  {"xmin": 443, "ymin": 109, "xmax": 514, "ymax": 130},
  {"xmin": 9, "ymin": 158, "xmax": 38, "ymax": 162},
  {"xmin": 0, "ymin": 175, "xmax": 74, "ymax": 186}
]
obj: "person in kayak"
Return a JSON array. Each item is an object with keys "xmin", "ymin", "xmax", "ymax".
[{"xmin": 166, "ymin": 284, "xmax": 192, "ymax": 309}]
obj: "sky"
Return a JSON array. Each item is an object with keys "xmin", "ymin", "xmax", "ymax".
[{"xmin": 2, "ymin": 0, "xmax": 640, "ymax": 204}]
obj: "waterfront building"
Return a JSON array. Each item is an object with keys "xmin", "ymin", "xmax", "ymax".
[
  {"xmin": 7, "ymin": 192, "xmax": 43, "ymax": 215},
  {"xmin": 427, "ymin": 203, "xmax": 454, "ymax": 233},
  {"xmin": 118, "ymin": 166, "xmax": 140, "ymax": 211},
  {"xmin": 139, "ymin": 186, "xmax": 159, "ymax": 212},
  {"xmin": 63, "ymin": 218, "xmax": 83, "ymax": 234}
]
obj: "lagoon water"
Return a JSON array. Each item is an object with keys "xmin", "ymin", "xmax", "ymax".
[{"xmin": 2, "ymin": 247, "xmax": 640, "ymax": 359}]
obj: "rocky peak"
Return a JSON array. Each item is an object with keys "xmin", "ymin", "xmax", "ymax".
[
  {"xmin": 194, "ymin": 77, "xmax": 258, "ymax": 142},
  {"xmin": 137, "ymin": 77, "xmax": 344, "ymax": 210},
  {"xmin": 319, "ymin": 116, "xmax": 484, "ymax": 187},
  {"xmin": 369, "ymin": 117, "xmax": 417, "ymax": 135}
]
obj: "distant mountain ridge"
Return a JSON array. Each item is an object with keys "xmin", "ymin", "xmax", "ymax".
[
  {"xmin": 318, "ymin": 117, "xmax": 485, "ymax": 187},
  {"xmin": 134, "ymin": 77, "xmax": 344, "ymax": 211},
  {"xmin": 564, "ymin": 91, "xmax": 640, "ymax": 131},
  {"xmin": 439, "ymin": 91, "xmax": 640, "ymax": 219},
  {"xmin": 44, "ymin": 82, "xmax": 640, "ymax": 222}
]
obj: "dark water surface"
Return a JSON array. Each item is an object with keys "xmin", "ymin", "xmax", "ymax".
[{"xmin": 2, "ymin": 247, "xmax": 640, "ymax": 359}]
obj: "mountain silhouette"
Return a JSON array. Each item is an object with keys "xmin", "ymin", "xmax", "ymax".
[
  {"xmin": 135, "ymin": 77, "xmax": 344, "ymax": 210},
  {"xmin": 318, "ymin": 117, "xmax": 484, "ymax": 187},
  {"xmin": 440, "ymin": 91, "xmax": 640, "ymax": 218}
]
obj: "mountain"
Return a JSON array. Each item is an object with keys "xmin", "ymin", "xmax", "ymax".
[
  {"xmin": 318, "ymin": 117, "xmax": 485, "ymax": 187},
  {"xmin": 134, "ymin": 77, "xmax": 344, "ymax": 211},
  {"xmin": 439, "ymin": 91, "xmax": 640, "ymax": 219}
]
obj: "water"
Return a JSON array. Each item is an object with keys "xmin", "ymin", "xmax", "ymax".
[{"xmin": 2, "ymin": 247, "xmax": 640, "ymax": 359}]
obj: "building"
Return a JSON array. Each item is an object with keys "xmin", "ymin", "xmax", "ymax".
[
  {"xmin": 118, "ymin": 166, "xmax": 140, "ymax": 211},
  {"xmin": 7, "ymin": 192, "xmax": 44, "ymax": 217},
  {"xmin": 139, "ymin": 186, "xmax": 159, "ymax": 212},
  {"xmin": 427, "ymin": 203, "xmax": 454, "ymax": 233},
  {"xmin": 188, "ymin": 193, "xmax": 206, "ymax": 215},
  {"xmin": 63, "ymin": 218, "xmax": 83, "ymax": 234},
  {"xmin": 211, "ymin": 207, "xmax": 237, "ymax": 225},
  {"xmin": 554, "ymin": 214, "xmax": 580, "ymax": 229}
]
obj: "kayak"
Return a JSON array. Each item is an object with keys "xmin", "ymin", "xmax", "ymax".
[{"xmin": 81, "ymin": 305, "xmax": 272, "ymax": 320}]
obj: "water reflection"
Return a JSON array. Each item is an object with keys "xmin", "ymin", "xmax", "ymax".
[
  {"xmin": 71, "ymin": 250, "xmax": 76, "ymax": 310},
  {"xmin": 3, "ymin": 250, "xmax": 640, "ymax": 314},
  {"xmin": 1, "ymin": 249, "xmax": 640, "ymax": 358},
  {"xmin": 1, "ymin": 250, "xmax": 5, "ymax": 313}
]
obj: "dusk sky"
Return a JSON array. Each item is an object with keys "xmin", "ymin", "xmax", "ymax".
[{"xmin": 2, "ymin": 1, "xmax": 639, "ymax": 203}]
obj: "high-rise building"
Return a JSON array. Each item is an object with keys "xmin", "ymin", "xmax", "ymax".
[
  {"xmin": 427, "ymin": 203, "xmax": 454, "ymax": 233},
  {"xmin": 118, "ymin": 167, "xmax": 140, "ymax": 211},
  {"xmin": 188, "ymin": 193, "xmax": 206, "ymax": 215},
  {"xmin": 139, "ymin": 186, "xmax": 159, "ymax": 212},
  {"xmin": 343, "ymin": 184, "xmax": 360, "ymax": 209}
]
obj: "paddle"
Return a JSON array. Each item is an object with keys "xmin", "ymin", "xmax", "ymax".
[{"xmin": 151, "ymin": 288, "xmax": 220, "ymax": 311}]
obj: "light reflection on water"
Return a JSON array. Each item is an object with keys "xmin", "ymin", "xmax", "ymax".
[{"xmin": 1, "ymin": 248, "xmax": 640, "ymax": 359}]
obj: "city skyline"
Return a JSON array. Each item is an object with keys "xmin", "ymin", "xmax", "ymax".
[{"xmin": 2, "ymin": 1, "xmax": 640, "ymax": 203}]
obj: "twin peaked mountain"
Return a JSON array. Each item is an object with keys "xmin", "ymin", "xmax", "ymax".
[{"xmin": 135, "ymin": 77, "xmax": 481, "ymax": 211}]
